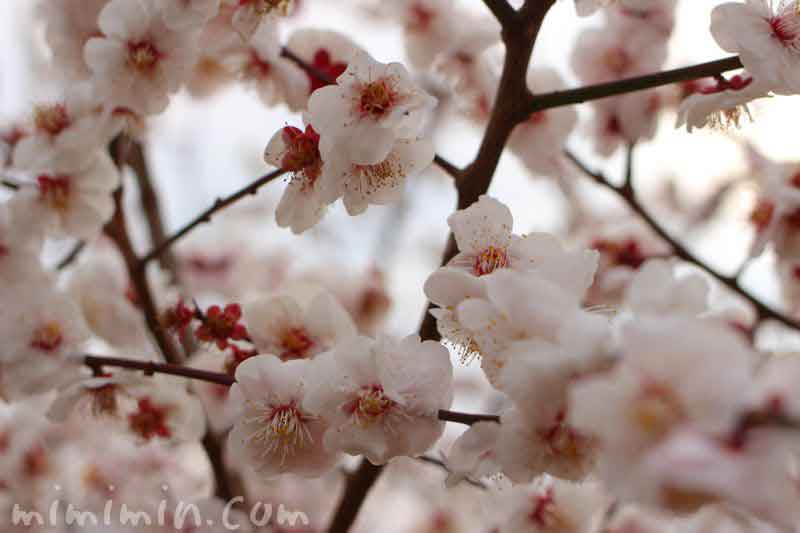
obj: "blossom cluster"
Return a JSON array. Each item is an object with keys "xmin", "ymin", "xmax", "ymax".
[{"xmin": 4, "ymin": 0, "xmax": 800, "ymax": 532}]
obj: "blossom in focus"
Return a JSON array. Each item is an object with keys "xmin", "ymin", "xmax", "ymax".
[
  {"xmin": 229, "ymin": 355, "xmax": 337, "ymax": 478},
  {"xmin": 711, "ymin": 0, "xmax": 800, "ymax": 95},
  {"xmin": 263, "ymin": 123, "xmax": 336, "ymax": 234},
  {"xmin": 308, "ymin": 50, "xmax": 437, "ymax": 165},
  {"xmin": 304, "ymin": 335, "xmax": 453, "ymax": 464}
]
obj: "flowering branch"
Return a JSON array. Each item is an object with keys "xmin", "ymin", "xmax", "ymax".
[
  {"xmin": 566, "ymin": 147, "xmax": 800, "ymax": 331},
  {"xmin": 329, "ymin": 3, "xmax": 556, "ymax": 531},
  {"xmin": 138, "ymin": 169, "xmax": 286, "ymax": 267},
  {"xmin": 519, "ymin": 56, "xmax": 744, "ymax": 121}
]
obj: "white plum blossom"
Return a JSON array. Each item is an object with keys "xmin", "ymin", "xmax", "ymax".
[
  {"xmin": 677, "ymin": 74, "xmax": 771, "ymax": 132},
  {"xmin": 711, "ymin": 0, "xmax": 800, "ymax": 95},
  {"xmin": 228, "ymin": 0, "xmax": 293, "ymax": 41},
  {"xmin": 623, "ymin": 259, "xmax": 710, "ymax": 318},
  {"xmin": 66, "ymin": 249, "xmax": 149, "ymax": 351},
  {"xmin": 303, "ymin": 335, "xmax": 453, "ymax": 464},
  {"xmin": 243, "ymin": 289, "xmax": 357, "ymax": 361},
  {"xmin": 14, "ymin": 84, "xmax": 119, "ymax": 166},
  {"xmin": 38, "ymin": 0, "xmax": 110, "ymax": 80},
  {"xmin": 47, "ymin": 372, "xmax": 147, "ymax": 422},
  {"xmin": 10, "ymin": 149, "xmax": 119, "ymax": 240},
  {"xmin": 329, "ymin": 136, "xmax": 435, "ymax": 215},
  {"xmin": 286, "ymin": 29, "xmax": 360, "ymax": 99},
  {"xmin": 229, "ymin": 355, "xmax": 338, "ymax": 478},
  {"xmin": 509, "ymin": 68, "xmax": 578, "ymax": 177},
  {"xmin": 0, "ymin": 285, "xmax": 90, "ymax": 399},
  {"xmin": 162, "ymin": 0, "xmax": 221, "ymax": 30},
  {"xmin": 443, "ymin": 421, "xmax": 501, "ymax": 487},
  {"xmin": 0, "ymin": 201, "xmax": 44, "ymax": 283},
  {"xmin": 85, "ymin": 0, "xmax": 201, "ymax": 115},
  {"xmin": 123, "ymin": 377, "xmax": 207, "ymax": 443},
  {"xmin": 504, "ymin": 475, "xmax": 608, "ymax": 532},
  {"xmin": 223, "ymin": 21, "xmax": 309, "ymax": 111},
  {"xmin": 308, "ymin": 50, "xmax": 437, "ymax": 165},
  {"xmin": 496, "ymin": 406, "xmax": 597, "ymax": 483},
  {"xmin": 569, "ymin": 318, "xmax": 755, "ymax": 500},
  {"xmin": 263, "ymin": 122, "xmax": 337, "ymax": 233}
]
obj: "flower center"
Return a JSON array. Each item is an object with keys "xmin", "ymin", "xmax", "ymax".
[
  {"xmin": 769, "ymin": 14, "xmax": 800, "ymax": 48},
  {"xmin": 91, "ymin": 384, "xmax": 119, "ymax": 417},
  {"xmin": 37, "ymin": 174, "xmax": 72, "ymax": 212},
  {"xmin": 245, "ymin": 50, "xmax": 272, "ymax": 79},
  {"xmin": 603, "ymin": 47, "xmax": 631, "ymax": 75},
  {"xmin": 359, "ymin": 80, "xmax": 396, "ymax": 118},
  {"xmin": 473, "ymin": 246, "xmax": 509, "ymax": 276},
  {"xmin": 631, "ymin": 383, "xmax": 685, "ymax": 440},
  {"xmin": 407, "ymin": 2, "xmax": 435, "ymax": 32},
  {"xmin": 529, "ymin": 488, "xmax": 569, "ymax": 530},
  {"xmin": 279, "ymin": 327, "xmax": 315, "ymax": 360},
  {"xmin": 281, "ymin": 125, "xmax": 323, "ymax": 191},
  {"xmin": 250, "ymin": 0, "xmax": 292, "ymax": 15},
  {"xmin": 750, "ymin": 198, "xmax": 775, "ymax": 232},
  {"xmin": 34, "ymin": 104, "xmax": 70, "ymax": 136},
  {"xmin": 256, "ymin": 403, "xmax": 314, "ymax": 463},
  {"xmin": 127, "ymin": 41, "xmax": 161, "ymax": 75},
  {"xmin": 128, "ymin": 398, "xmax": 171, "ymax": 440},
  {"xmin": 351, "ymin": 385, "xmax": 394, "ymax": 425},
  {"xmin": 30, "ymin": 322, "xmax": 63, "ymax": 353},
  {"xmin": 24, "ymin": 445, "xmax": 49, "ymax": 478}
]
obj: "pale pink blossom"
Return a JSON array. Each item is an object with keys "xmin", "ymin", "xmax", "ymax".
[
  {"xmin": 509, "ymin": 68, "xmax": 578, "ymax": 177},
  {"xmin": 677, "ymin": 75, "xmax": 771, "ymax": 132},
  {"xmin": 38, "ymin": 0, "xmax": 110, "ymax": 80},
  {"xmin": 223, "ymin": 20, "xmax": 309, "ymax": 111},
  {"xmin": 303, "ymin": 335, "xmax": 453, "ymax": 464},
  {"xmin": 227, "ymin": 0, "xmax": 293, "ymax": 41},
  {"xmin": 328, "ymin": 136, "xmax": 435, "ymax": 215},
  {"xmin": 85, "ymin": 0, "xmax": 200, "ymax": 115},
  {"xmin": 243, "ymin": 289, "xmax": 356, "ymax": 361},
  {"xmin": 10, "ymin": 149, "xmax": 119, "ymax": 240},
  {"xmin": 162, "ymin": 0, "xmax": 221, "ymax": 30},
  {"xmin": 0, "ymin": 285, "xmax": 90, "ymax": 399},
  {"xmin": 229, "ymin": 355, "xmax": 338, "ymax": 478},
  {"xmin": 263, "ymin": 122, "xmax": 337, "ymax": 234},
  {"xmin": 308, "ymin": 50, "xmax": 437, "ymax": 165},
  {"xmin": 444, "ymin": 421, "xmax": 501, "ymax": 487},
  {"xmin": 711, "ymin": 0, "xmax": 800, "ymax": 95}
]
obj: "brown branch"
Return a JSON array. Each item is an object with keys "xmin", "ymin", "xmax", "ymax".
[
  {"xmin": 481, "ymin": 0, "xmax": 516, "ymax": 26},
  {"xmin": 438, "ymin": 409, "xmax": 500, "ymax": 425},
  {"xmin": 126, "ymin": 139, "xmax": 180, "ymax": 280},
  {"xmin": 519, "ymin": 56, "xmax": 743, "ymax": 122},
  {"xmin": 55, "ymin": 240, "xmax": 86, "ymax": 270},
  {"xmin": 566, "ymin": 148, "xmax": 800, "ymax": 331},
  {"xmin": 84, "ymin": 354, "xmax": 234, "ymax": 385},
  {"xmin": 106, "ymin": 138, "xmax": 184, "ymax": 364},
  {"xmin": 139, "ymin": 169, "xmax": 286, "ymax": 267}
]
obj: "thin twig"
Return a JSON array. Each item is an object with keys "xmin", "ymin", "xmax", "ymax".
[
  {"xmin": 126, "ymin": 138, "xmax": 180, "ymax": 280},
  {"xmin": 565, "ymin": 149, "xmax": 800, "ymax": 331},
  {"xmin": 438, "ymin": 409, "xmax": 500, "ymax": 426},
  {"xmin": 55, "ymin": 240, "xmax": 86, "ymax": 270},
  {"xmin": 139, "ymin": 169, "xmax": 286, "ymax": 267},
  {"xmin": 519, "ymin": 56, "xmax": 743, "ymax": 122}
]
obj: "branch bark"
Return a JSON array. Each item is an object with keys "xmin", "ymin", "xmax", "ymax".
[
  {"xmin": 519, "ymin": 56, "xmax": 743, "ymax": 122},
  {"xmin": 481, "ymin": 0, "xmax": 516, "ymax": 26},
  {"xmin": 566, "ymin": 148, "xmax": 800, "ymax": 331},
  {"xmin": 139, "ymin": 169, "xmax": 286, "ymax": 267}
]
